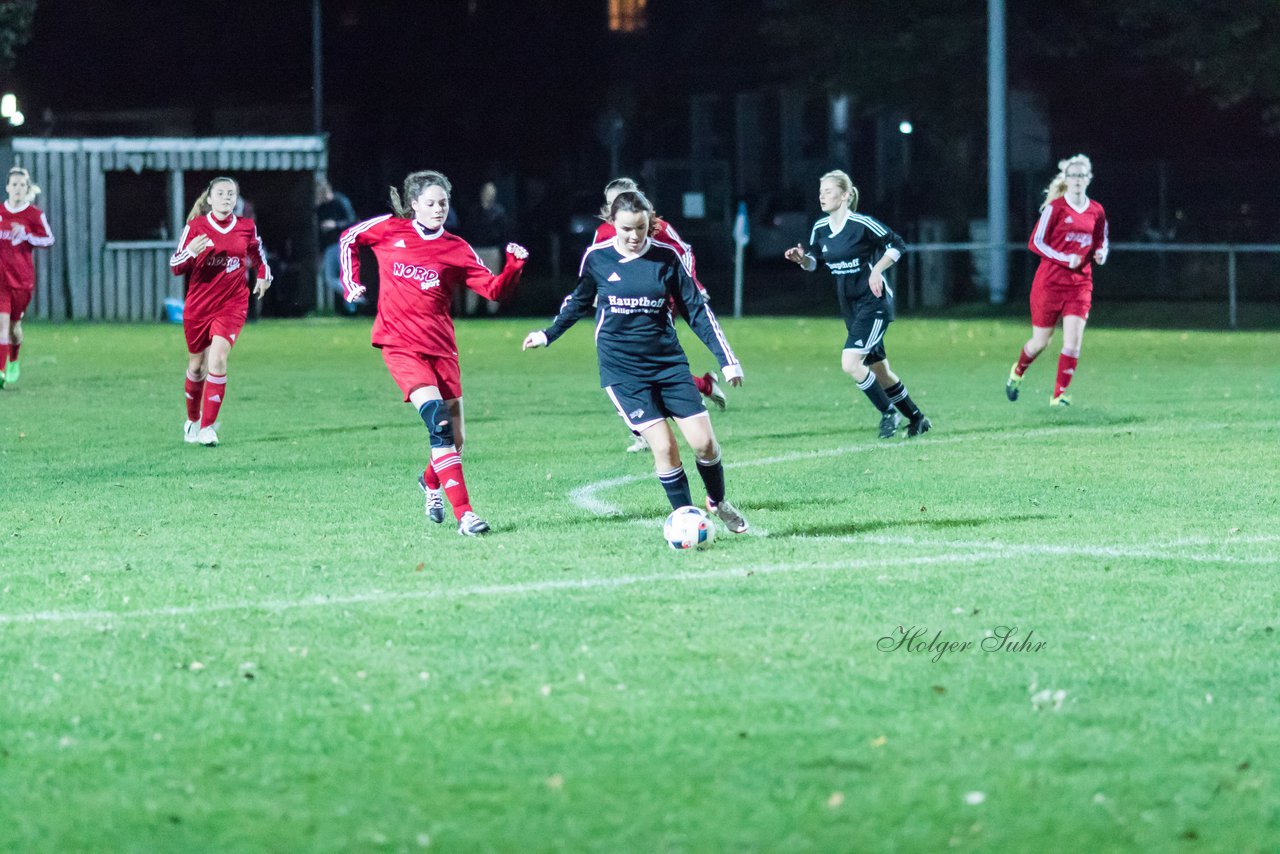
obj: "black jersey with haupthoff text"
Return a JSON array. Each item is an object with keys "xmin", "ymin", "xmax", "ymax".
[
  {"xmin": 543, "ymin": 239, "xmax": 739, "ymax": 387},
  {"xmin": 807, "ymin": 212, "xmax": 906, "ymax": 321}
]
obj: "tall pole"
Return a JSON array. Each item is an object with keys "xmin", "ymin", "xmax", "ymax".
[
  {"xmin": 312, "ymin": 0, "xmax": 323, "ymax": 135},
  {"xmin": 987, "ymin": 0, "xmax": 1008, "ymax": 304}
]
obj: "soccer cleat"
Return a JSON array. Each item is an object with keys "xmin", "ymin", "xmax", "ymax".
[
  {"xmin": 706, "ymin": 497, "xmax": 749, "ymax": 534},
  {"xmin": 183, "ymin": 420, "xmax": 200, "ymax": 444},
  {"xmin": 4, "ymin": 360, "xmax": 17, "ymax": 385},
  {"xmin": 457, "ymin": 510, "xmax": 491, "ymax": 536},
  {"xmin": 195, "ymin": 424, "xmax": 219, "ymax": 446},
  {"xmin": 626, "ymin": 434, "xmax": 649, "ymax": 453},
  {"xmin": 705, "ymin": 373, "xmax": 727, "ymax": 410},
  {"xmin": 878, "ymin": 409, "xmax": 902, "ymax": 439},
  {"xmin": 418, "ymin": 473, "xmax": 445, "ymax": 524},
  {"xmin": 1050, "ymin": 393, "xmax": 1072, "ymax": 407},
  {"xmin": 907, "ymin": 416, "xmax": 932, "ymax": 438},
  {"xmin": 1006, "ymin": 366, "xmax": 1021, "ymax": 401}
]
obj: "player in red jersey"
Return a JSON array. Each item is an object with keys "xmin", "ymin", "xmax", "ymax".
[
  {"xmin": 0, "ymin": 167, "xmax": 56, "ymax": 389},
  {"xmin": 593, "ymin": 178, "xmax": 726, "ymax": 452},
  {"xmin": 169, "ymin": 177, "xmax": 272, "ymax": 446},
  {"xmin": 339, "ymin": 170, "xmax": 528, "ymax": 536},
  {"xmin": 1007, "ymin": 154, "xmax": 1109, "ymax": 406}
]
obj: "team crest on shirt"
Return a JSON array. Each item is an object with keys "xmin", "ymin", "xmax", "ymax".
[{"xmin": 392, "ymin": 262, "xmax": 442, "ymax": 290}]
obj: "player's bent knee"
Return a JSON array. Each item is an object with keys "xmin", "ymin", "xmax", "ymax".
[{"xmin": 417, "ymin": 398, "xmax": 456, "ymax": 448}]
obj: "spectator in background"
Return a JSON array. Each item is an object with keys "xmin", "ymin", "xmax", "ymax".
[
  {"xmin": 316, "ymin": 178, "xmax": 360, "ymax": 314},
  {"xmin": 460, "ymin": 181, "xmax": 509, "ymax": 315}
]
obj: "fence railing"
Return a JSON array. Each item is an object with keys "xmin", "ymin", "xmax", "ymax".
[
  {"xmin": 902, "ymin": 242, "xmax": 1280, "ymax": 328},
  {"xmin": 99, "ymin": 241, "xmax": 179, "ymax": 321}
]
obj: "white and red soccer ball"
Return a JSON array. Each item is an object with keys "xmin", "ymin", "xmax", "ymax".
[{"xmin": 664, "ymin": 505, "xmax": 715, "ymax": 550}]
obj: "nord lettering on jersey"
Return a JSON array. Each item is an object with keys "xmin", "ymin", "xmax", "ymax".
[
  {"xmin": 393, "ymin": 263, "xmax": 442, "ymax": 289},
  {"xmin": 606, "ymin": 295, "xmax": 666, "ymax": 309},
  {"xmin": 205, "ymin": 256, "xmax": 242, "ymax": 272},
  {"xmin": 1063, "ymin": 233, "xmax": 1093, "ymax": 247}
]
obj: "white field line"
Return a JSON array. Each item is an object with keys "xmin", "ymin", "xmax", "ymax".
[
  {"xmin": 0, "ymin": 550, "xmax": 1013, "ymax": 627},
  {"xmin": 802, "ymin": 535, "xmax": 1280, "ymax": 565},
  {"xmin": 1, "ymin": 537, "xmax": 1270, "ymax": 628},
  {"xmin": 569, "ymin": 422, "xmax": 1188, "ymax": 517}
]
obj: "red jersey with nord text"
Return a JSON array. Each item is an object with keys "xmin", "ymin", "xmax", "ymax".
[
  {"xmin": 169, "ymin": 213, "xmax": 270, "ymax": 318},
  {"xmin": 1028, "ymin": 196, "xmax": 1108, "ymax": 290},
  {"xmin": 0, "ymin": 201, "xmax": 55, "ymax": 291},
  {"xmin": 339, "ymin": 215, "xmax": 525, "ymax": 355}
]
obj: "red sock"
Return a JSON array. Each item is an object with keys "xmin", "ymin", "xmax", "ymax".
[
  {"xmin": 200, "ymin": 373, "xmax": 227, "ymax": 428},
  {"xmin": 692, "ymin": 372, "xmax": 713, "ymax": 397},
  {"xmin": 0, "ymin": 338, "xmax": 9, "ymax": 374},
  {"xmin": 185, "ymin": 371, "xmax": 205, "ymax": 422},
  {"xmin": 422, "ymin": 465, "xmax": 440, "ymax": 490},
  {"xmin": 1054, "ymin": 352, "xmax": 1079, "ymax": 397},
  {"xmin": 431, "ymin": 449, "xmax": 472, "ymax": 519},
  {"xmin": 1014, "ymin": 346, "xmax": 1038, "ymax": 377},
  {"xmin": 9, "ymin": 341, "xmax": 19, "ymax": 362}
]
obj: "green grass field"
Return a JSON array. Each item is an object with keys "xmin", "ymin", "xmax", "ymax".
[{"xmin": 1, "ymin": 315, "xmax": 1277, "ymax": 852}]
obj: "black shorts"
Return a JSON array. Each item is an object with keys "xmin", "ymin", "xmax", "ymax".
[
  {"xmin": 605, "ymin": 376, "xmax": 707, "ymax": 434},
  {"xmin": 843, "ymin": 302, "xmax": 891, "ymax": 364}
]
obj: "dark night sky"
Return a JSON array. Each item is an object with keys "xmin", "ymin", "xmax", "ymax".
[{"xmin": 9, "ymin": 0, "xmax": 1280, "ymax": 244}]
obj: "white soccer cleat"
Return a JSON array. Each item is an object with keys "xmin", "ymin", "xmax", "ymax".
[
  {"xmin": 418, "ymin": 474, "xmax": 445, "ymax": 524},
  {"xmin": 195, "ymin": 424, "xmax": 219, "ymax": 446},
  {"xmin": 457, "ymin": 510, "xmax": 491, "ymax": 536},
  {"xmin": 706, "ymin": 497, "xmax": 749, "ymax": 534},
  {"xmin": 183, "ymin": 420, "xmax": 200, "ymax": 444},
  {"xmin": 626, "ymin": 435, "xmax": 649, "ymax": 453}
]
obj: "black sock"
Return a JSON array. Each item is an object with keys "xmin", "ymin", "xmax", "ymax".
[
  {"xmin": 857, "ymin": 373, "xmax": 892, "ymax": 413},
  {"xmin": 657, "ymin": 466, "xmax": 693, "ymax": 510},
  {"xmin": 695, "ymin": 453, "xmax": 726, "ymax": 504},
  {"xmin": 884, "ymin": 381, "xmax": 924, "ymax": 421}
]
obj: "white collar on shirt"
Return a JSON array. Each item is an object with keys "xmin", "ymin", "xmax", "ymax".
[
  {"xmin": 206, "ymin": 213, "xmax": 237, "ymax": 234},
  {"xmin": 3, "ymin": 200, "xmax": 30, "ymax": 214},
  {"xmin": 413, "ymin": 220, "xmax": 444, "ymax": 240},
  {"xmin": 616, "ymin": 237, "xmax": 651, "ymax": 261},
  {"xmin": 1064, "ymin": 196, "xmax": 1090, "ymax": 214}
]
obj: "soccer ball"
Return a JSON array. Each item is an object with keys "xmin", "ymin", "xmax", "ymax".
[{"xmin": 664, "ymin": 505, "xmax": 716, "ymax": 550}]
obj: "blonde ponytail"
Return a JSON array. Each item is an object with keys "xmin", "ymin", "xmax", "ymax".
[{"xmin": 1040, "ymin": 154, "xmax": 1092, "ymax": 210}]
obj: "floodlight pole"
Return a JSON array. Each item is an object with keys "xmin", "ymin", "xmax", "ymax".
[
  {"xmin": 987, "ymin": 0, "xmax": 1009, "ymax": 304},
  {"xmin": 312, "ymin": 0, "xmax": 324, "ymax": 135}
]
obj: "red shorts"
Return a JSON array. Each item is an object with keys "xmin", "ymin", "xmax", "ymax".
[
  {"xmin": 184, "ymin": 305, "xmax": 248, "ymax": 354},
  {"xmin": 380, "ymin": 347, "xmax": 462, "ymax": 401},
  {"xmin": 1029, "ymin": 281, "xmax": 1091, "ymax": 329},
  {"xmin": 0, "ymin": 285, "xmax": 33, "ymax": 320}
]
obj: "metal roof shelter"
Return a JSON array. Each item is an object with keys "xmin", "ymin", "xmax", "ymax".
[{"xmin": 1, "ymin": 136, "xmax": 327, "ymax": 321}]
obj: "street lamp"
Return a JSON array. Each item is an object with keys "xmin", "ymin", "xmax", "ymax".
[
  {"xmin": 898, "ymin": 120, "xmax": 913, "ymax": 135},
  {"xmin": 1, "ymin": 93, "xmax": 16, "ymax": 119},
  {"xmin": 9, "ymin": 111, "xmax": 23, "ymax": 127}
]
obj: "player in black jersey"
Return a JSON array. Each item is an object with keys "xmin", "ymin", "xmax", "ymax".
[
  {"xmin": 785, "ymin": 170, "xmax": 931, "ymax": 439},
  {"xmin": 523, "ymin": 190, "xmax": 750, "ymax": 534}
]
